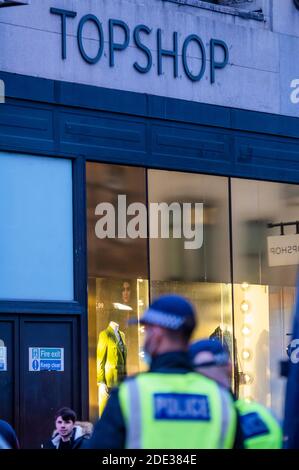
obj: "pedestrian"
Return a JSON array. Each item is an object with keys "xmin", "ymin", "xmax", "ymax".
[
  {"xmin": 189, "ymin": 338, "xmax": 282, "ymax": 449},
  {"xmin": 88, "ymin": 294, "xmax": 237, "ymax": 449},
  {"xmin": 0, "ymin": 420, "xmax": 20, "ymax": 449},
  {"xmin": 43, "ymin": 407, "xmax": 90, "ymax": 449}
]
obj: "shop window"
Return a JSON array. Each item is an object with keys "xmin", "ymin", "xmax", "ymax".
[
  {"xmin": 86, "ymin": 164, "xmax": 235, "ymax": 418},
  {"xmin": 87, "ymin": 163, "xmax": 293, "ymax": 422},
  {"xmin": 231, "ymin": 178, "xmax": 299, "ymax": 420},
  {"xmin": 0, "ymin": 153, "xmax": 74, "ymax": 301},
  {"xmin": 86, "ymin": 163, "xmax": 148, "ymax": 422},
  {"xmin": 148, "ymin": 169, "xmax": 235, "ymax": 384}
]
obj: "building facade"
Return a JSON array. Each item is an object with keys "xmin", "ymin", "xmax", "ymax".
[{"xmin": 1, "ymin": 0, "xmax": 299, "ymax": 448}]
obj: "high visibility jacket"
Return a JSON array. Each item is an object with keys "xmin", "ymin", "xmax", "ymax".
[
  {"xmin": 119, "ymin": 372, "xmax": 237, "ymax": 449},
  {"xmin": 236, "ymin": 399, "xmax": 282, "ymax": 449}
]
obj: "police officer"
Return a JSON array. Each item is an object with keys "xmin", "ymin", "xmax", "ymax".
[
  {"xmin": 88, "ymin": 294, "xmax": 237, "ymax": 449},
  {"xmin": 189, "ymin": 338, "xmax": 282, "ymax": 449}
]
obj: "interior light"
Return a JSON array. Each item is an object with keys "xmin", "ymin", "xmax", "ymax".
[
  {"xmin": 244, "ymin": 396, "xmax": 253, "ymax": 403},
  {"xmin": 243, "ymin": 373, "xmax": 254, "ymax": 385},
  {"xmin": 242, "ymin": 349, "xmax": 252, "ymax": 361},
  {"xmin": 241, "ymin": 282, "xmax": 249, "ymax": 291},
  {"xmin": 113, "ymin": 303, "xmax": 133, "ymax": 311},
  {"xmin": 240, "ymin": 301, "xmax": 250, "ymax": 313},
  {"xmin": 241, "ymin": 324, "xmax": 251, "ymax": 336}
]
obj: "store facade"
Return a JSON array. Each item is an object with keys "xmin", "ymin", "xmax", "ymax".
[{"xmin": 1, "ymin": 0, "xmax": 299, "ymax": 448}]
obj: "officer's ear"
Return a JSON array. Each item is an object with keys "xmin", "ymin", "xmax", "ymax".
[
  {"xmin": 151, "ymin": 325, "xmax": 164, "ymax": 337},
  {"xmin": 150, "ymin": 326, "xmax": 167, "ymax": 345}
]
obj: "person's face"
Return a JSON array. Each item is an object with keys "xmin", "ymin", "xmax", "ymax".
[
  {"xmin": 55, "ymin": 416, "xmax": 74, "ymax": 439},
  {"xmin": 122, "ymin": 282, "xmax": 131, "ymax": 304}
]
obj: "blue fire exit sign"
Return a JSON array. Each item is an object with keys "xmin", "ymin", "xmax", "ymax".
[{"xmin": 29, "ymin": 347, "xmax": 64, "ymax": 372}]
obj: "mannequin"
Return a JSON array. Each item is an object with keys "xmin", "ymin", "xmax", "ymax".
[
  {"xmin": 97, "ymin": 321, "xmax": 127, "ymax": 415},
  {"xmin": 109, "ymin": 320, "xmax": 121, "ymax": 334}
]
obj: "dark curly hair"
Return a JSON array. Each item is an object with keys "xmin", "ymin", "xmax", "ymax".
[{"xmin": 54, "ymin": 407, "xmax": 76, "ymax": 423}]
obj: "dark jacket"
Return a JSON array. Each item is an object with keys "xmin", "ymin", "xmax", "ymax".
[
  {"xmin": 43, "ymin": 425, "xmax": 88, "ymax": 449},
  {"xmin": 88, "ymin": 351, "xmax": 193, "ymax": 449},
  {"xmin": 0, "ymin": 420, "xmax": 19, "ymax": 449}
]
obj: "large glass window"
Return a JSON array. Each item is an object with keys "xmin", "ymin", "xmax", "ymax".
[
  {"xmin": 148, "ymin": 170, "xmax": 234, "ymax": 379},
  {"xmin": 86, "ymin": 163, "xmax": 149, "ymax": 421},
  {"xmin": 87, "ymin": 162, "xmax": 296, "ymax": 422},
  {"xmin": 0, "ymin": 153, "xmax": 73, "ymax": 301},
  {"xmin": 87, "ymin": 165, "xmax": 235, "ymax": 420},
  {"xmin": 231, "ymin": 178, "xmax": 299, "ymax": 419}
]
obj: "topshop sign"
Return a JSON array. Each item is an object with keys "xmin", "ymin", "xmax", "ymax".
[{"xmin": 50, "ymin": 7, "xmax": 229, "ymax": 84}]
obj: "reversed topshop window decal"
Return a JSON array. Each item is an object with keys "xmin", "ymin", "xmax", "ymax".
[{"xmin": 267, "ymin": 221, "xmax": 299, "ymax": 267}]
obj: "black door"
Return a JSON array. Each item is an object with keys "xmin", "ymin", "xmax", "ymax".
[
  {"xmin": 19, "ymin": 316, "xmax": 80, "ymax": 449},
  {"xmin": 0, "ymin": 315, "xmax": 81, "ymax": 449}
]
